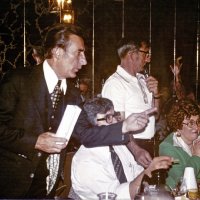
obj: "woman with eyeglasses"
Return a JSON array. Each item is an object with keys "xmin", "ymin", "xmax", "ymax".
[{"xmin": 159, "ymin": 98, "xmax": 200, "ymax": 190}]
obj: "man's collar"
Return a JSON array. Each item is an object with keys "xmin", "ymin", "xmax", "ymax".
[
  {"xmin": 116, "ymin": 65, "xmax": 144, "ymax": 82},
  {"xmin": 43, "ymin": 60, "xmax": 67, "ymax": 94}
]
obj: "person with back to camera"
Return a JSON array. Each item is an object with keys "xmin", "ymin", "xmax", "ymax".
[
  {"xmin": 159, "ymin": 99, "xmax": 200, "ymax": 190},
  {"xmin": 0, "ymin": 23, "xmax": 156, "ymax": 199},
  {"xmin": 71, "ymin": 97, "xmax": 173, "ymax": 200},
  {"xmin": 102, "ymin": 36, "xmax": 160, "ymax": 167}
]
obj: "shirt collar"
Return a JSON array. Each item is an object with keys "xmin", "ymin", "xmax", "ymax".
[
  {"xmin": 116, "ymin": 65, "xmax": 144, "ymax": 83},
  {"xmin": 173, "ymin": 132, "xmax": 192, "ymax": 156},
  {"xmin": 43, "ymin": 60, "xmax": 67, "ymax": 94}
]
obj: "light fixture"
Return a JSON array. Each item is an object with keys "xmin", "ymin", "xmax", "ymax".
[
  {"xmin": 48, "ymin": 0, "xmax": 74, "ymax": 24},
  {"xmin": 62, "ymin": 10, "xmax": 74, "ymax": 24}
]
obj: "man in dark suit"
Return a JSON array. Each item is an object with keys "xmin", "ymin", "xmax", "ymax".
[{"xmin": 0, "ymin": 23, "xmax": 153, "ymax": 198}]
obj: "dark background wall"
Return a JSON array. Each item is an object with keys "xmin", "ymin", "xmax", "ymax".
[{"xmin": 0, "ymin": 0, "xmax": 199, "ymax": 96}]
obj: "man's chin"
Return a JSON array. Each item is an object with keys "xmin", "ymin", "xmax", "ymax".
[
  {"xmin": 71, "ymin": 74, "xmax": 77, "ymax": 78},
  {"xmin": 72, "ymin": 71, "xmax": 78, "ymax": 77},
  {"xmin": 66, "ymin": 73, "xmax": 76, "ymax": 79},
  {"xmin": 139, "ymin": 69, "xmax": 144, "ymax": 73}
]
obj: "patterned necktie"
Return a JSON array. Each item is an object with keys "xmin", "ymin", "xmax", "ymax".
[
  {"xmin": 46, "ymin": 80, "xmax": 63, "ymax": 195},
  {"xmin": 50, "ymin": 80, "xmax": 62, "ymax": 110},
  {"xmin": 109, "ymin": 146, "xmax": 127, "ymax": 184}
]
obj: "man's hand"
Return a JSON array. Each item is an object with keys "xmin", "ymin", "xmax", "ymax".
[
  {"xmin": 122, "ymin": 107, "xmax": 157, "ymax": 133},
  {"xmin": 35, "ymin": 132, "xmax": 68, "ymax": 153},
  {"xmin": 144, "ymin": 156, "xmax": 173, "ymax": 178},
  {"xmin": 145, "ymin": 76, "xmax": 159, "ymax": 96},
  {"xmin": 127, "ymin": 139, "xmax": 152, "ymax": 168},
  {"xmin": 134, "ymin": 146, "xmax": 152, "ymax": 168}
]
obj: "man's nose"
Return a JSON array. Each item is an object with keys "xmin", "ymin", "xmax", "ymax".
[
  {"xmin": 112, "ymin": 117, "xmax": 118, "ymax": 124},
  {"xmin": 80, "ymin": 53, "xmax": 87, "ymax": 65},
  {"xmin": 145, "ymin": 55, "xmax": 151, "ymax": 63}
]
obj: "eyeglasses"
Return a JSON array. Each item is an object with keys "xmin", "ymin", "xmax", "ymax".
[
  {"xmin": 138, "ymin": 50, "xmax": 151, "ymax": 57},
  {"xmin": 182, "ymin": 120, "xmax": 200, "ymax": 129},
  {"xmin": 97, "ymin": 111, "xmax": 121, "ymax": 124}
]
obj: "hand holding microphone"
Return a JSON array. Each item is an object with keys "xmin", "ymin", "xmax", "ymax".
[
  {"xmin": 143, "ymin": 68, "xmax": 149, "ymax": 78},
  {"xmin": 144, "ymin": 73, "xmax": 159, "ymax": 98}
]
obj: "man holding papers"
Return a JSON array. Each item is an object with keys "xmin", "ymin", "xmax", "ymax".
[
  {"xmin": 0, "ymin": 23, "xmax": 155, "ymax": 199},
  {"xmin": 0, "ymin": 23, "xmax": 86, "ymax": 199}
]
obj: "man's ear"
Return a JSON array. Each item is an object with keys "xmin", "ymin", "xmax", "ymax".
[
  {"xmin": 127, "ymin": 50, "xmax": 136, "ymax": 61},
  {"xmin": 51, "ymin": 47, "xmax": 62, "ymax": 59}
]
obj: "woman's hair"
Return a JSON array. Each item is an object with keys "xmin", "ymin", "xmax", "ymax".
[{"xmin": 167, "ymin": 98, "xmax": 200, "ymax": 131}]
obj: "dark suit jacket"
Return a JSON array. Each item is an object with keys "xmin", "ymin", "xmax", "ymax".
[
  {"xmin": 0, "ymin": 65, "xmax": 129, "ymax": 198},
  {"xmin": 0, "ymin": 66, "xmax": 81, "ymax": 198}
]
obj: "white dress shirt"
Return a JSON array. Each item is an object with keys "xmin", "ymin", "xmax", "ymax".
[
  {"xmin": 71, "ymin": 145, "xmax": 144, "ymax": 199},
  {"xmin": 43, "ymin": 60, "xmax": 67, "ymax": 94},
  {"xmin": 43, "ymin": 60, "xmax": 67, "ymax": 193},
  {"xmin": 102, "ymin": 65, "xmax": 155, "ymax": 139}
]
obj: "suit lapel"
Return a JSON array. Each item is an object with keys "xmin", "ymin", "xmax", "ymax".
[
  {"xmin": 28, "ymin": 68, "xmax": 81, "ymax": 131},
  {"xmin": 29, "ymin": 66, "xmax": 52, "ymax": 129}
]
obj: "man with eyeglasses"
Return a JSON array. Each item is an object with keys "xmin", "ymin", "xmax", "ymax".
[
  {"xmin": 70, "ymin": 97, "xmax": 172, "ymax": 199},
  {"xmin": 102, "ymin": 36, "xmax": 160, "ymax": 167}
]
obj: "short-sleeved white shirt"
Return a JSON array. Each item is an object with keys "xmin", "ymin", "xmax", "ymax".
[{"xmin": 102, "ymin": 65, "xmax": 155, "ymax": 139}]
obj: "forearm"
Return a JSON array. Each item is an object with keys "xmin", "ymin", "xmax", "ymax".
[
  {"xmin": 74, "ymin": 111, "xmax": 129, "ymax": 147},
  {"xmin": 153, "ymin": 97, "xmax": 160, "ymax": 119},
  {"xmin": 0, "ymin": 122, "xmax": 38, "ymax": 156},
  {"xmin": 129, "ymin": 171, "xmax": 145, "ymax": 199},
  {"xmin": 126, "ymin": 134, "xmax": 139, "ymax": 155},
  {"xmin": 0, "ymin": 75, "xmax": 37, "ymax": 156}
]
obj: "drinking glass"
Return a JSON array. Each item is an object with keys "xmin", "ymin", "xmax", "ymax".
[
  {"xmin": 187, "ymin": 188, "xmax": 198, "ymax": 200},
  {"xmin": 97, "ymin": 192, "xmax": 117, "ymax": 200}
]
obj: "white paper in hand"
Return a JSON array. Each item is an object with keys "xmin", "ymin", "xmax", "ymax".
[{"xmin": 56, "ymin": 105, "xmax": 81, "ymax": 140}]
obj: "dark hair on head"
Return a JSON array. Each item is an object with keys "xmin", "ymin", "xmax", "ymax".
[
  {"xmin": 79, "ymin": 78, "xmax": 91, "ymax": 86},
  {"xmin": 43, "ymin": 23, "xmax": 83, "ymax": 59},
  {"xmin": 83, "ymin": 97, "xmax": 114, "ymax": 125},
  {"xmin": 167, "ymin": 98, "xmax": 200, "ymax": 131},
  {"xmin": 117, "ymin": 36, "xmax": 150, "ymax": 59},
  {"xmin": 32, "ymin": 45, "xmax": 44, "ymax": 57}
]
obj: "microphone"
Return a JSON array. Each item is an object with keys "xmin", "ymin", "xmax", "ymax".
[{"xmin": 143, "ymin": 68, "xmax": 149, "ymax": 79}]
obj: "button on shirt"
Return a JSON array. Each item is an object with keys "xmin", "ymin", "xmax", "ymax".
[
  {"xmin": 71, "ymin": 145, "xmax": 144, "ymax": 199},
  {"xmin": 102, "ymin": 65, "xmax": 155, "ymax": 139}
]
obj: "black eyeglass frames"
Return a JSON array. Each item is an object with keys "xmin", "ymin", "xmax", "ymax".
[
  {"xmin": 182, "ymin": 119, "xmax": 200, "ymax": 129},
  {"xmin": 97, "ymin": 111, "xmax": 121, "ymax": 123}
]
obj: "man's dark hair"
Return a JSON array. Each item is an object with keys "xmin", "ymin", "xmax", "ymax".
[
  {"xmin": 43, "ymin": 23, "xmax": 83, "ymax": 59},
  {"xmin": 32, "ymin": 45, "xmax": 44, "ymax": 58},
  {"xmin": 83, "ymin": 97, "xmax": 114, "ymax": 125},
  {"xmin": 117, "ymin": 36, "xmax": 150, "ymax": 59}
]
